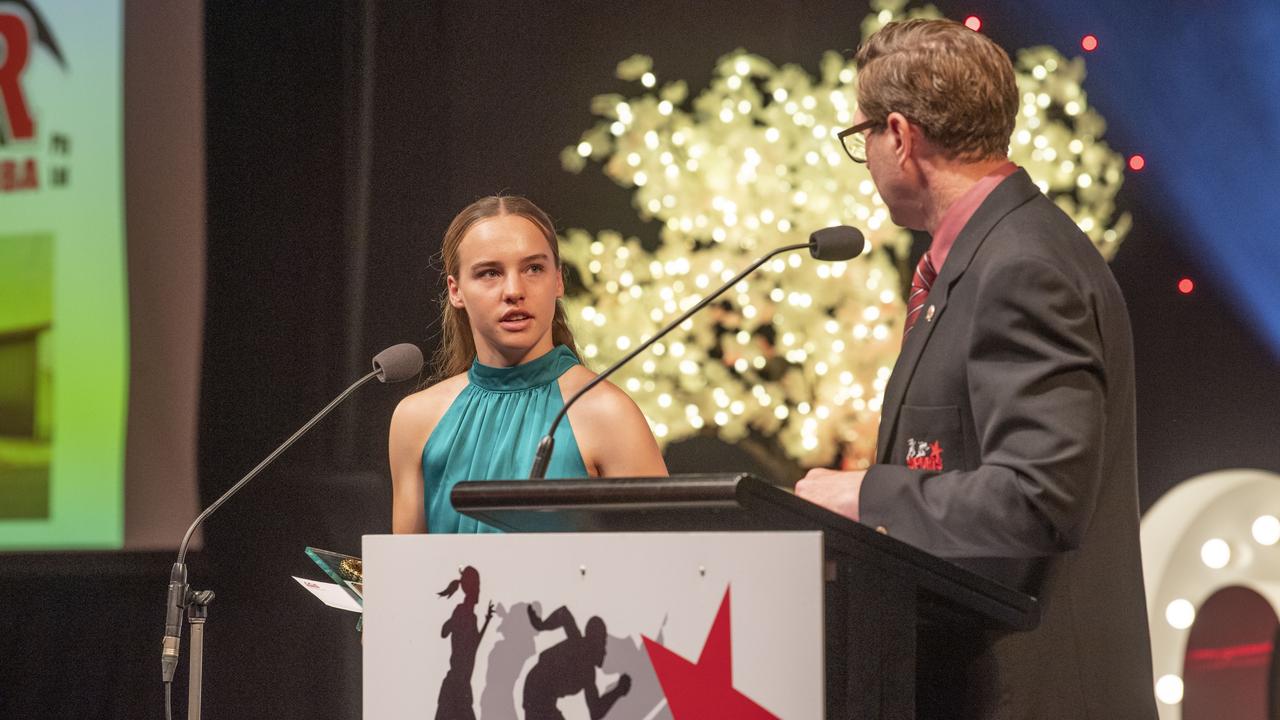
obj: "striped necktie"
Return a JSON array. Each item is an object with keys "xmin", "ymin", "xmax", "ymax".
[{"xmin": 904, "ymin": 251, "xmax": 938, "ymax": 337}]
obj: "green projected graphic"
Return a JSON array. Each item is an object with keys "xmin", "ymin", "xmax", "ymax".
[
  {"xmin": 0, "ymin": 234, "xmax": 53, "ymax": 520},
  {"xmin": 0, "ymin": 2, "xmax": 126, "ymax": 549}
]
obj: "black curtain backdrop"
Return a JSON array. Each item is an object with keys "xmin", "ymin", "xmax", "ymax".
[{"xmin": 3, "ymin": 2, "xmax": 1279, "ymax": 719}]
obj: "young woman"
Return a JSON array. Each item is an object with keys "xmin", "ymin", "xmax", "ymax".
[{"xmin": 389, "ymin": 195, "xmax": 667, "ymax": 534}]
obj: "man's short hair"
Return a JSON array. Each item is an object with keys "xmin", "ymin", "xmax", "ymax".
[{"xmin": 855, "ymin": 19, "xmax": 1019, "ymax": 162}]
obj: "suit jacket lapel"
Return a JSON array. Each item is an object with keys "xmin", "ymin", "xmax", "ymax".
[
  {"xmin": 876, "ymin": 274, "xmax": 947, "ymax": 463},
  {"xmin": 875, "ymin": 169, "xmax": 1041, "ymax": 463}
]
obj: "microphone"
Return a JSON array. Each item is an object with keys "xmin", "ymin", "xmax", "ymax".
[
  {"xmin": 373, "ymin": 343, "xmax": 426, "ymax": 383},
  {"xmin": 161, "ymin": 343, "xmax": 423, "ymax": 685},
  {"xmin": 526, "ymin": 226, "xmax": 867, "ymax": 479},
  {"xmin": 808, "ymin": 225, "xmax": 866, "ymax": 261}
]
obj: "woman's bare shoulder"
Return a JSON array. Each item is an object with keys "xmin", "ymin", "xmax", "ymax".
[
  {"xmin": 558, "ymin": 363, "xmax": 667, "ymax": 477},
  {"xmin": 558, "ymin": 365, "xmax": 642, "ymax": 422},
  {"xmin": 391, "ymin": 372, "xmax": 470, "ymax": 433}
]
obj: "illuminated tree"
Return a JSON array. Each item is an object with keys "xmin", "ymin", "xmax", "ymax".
[{"xmin": 559, "ymin": 0, "xmax": 1129, "ymax": 472}]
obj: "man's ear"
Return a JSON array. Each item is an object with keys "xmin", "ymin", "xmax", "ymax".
[
  {"xmin": 446, "ymin": 275, "xmax": 465, "ymax": 309},
  {"xmin": 886, "ymin": 111, "xmax": 915, "ymax": 166}
]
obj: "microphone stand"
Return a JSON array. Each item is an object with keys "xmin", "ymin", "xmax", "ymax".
[
  {"xmin": 528, "ymin": 241, "xmax": 811, "ymax": 479},
  {"xmin": 162, "ymin": 367, "xmax": 381, "ymax": 720}
]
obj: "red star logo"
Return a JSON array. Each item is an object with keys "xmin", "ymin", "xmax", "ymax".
[{"xmin": 642, "ymin": 588, "xmax": 779, "ymax": 719}]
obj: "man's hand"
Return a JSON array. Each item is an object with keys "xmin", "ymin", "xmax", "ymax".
[{"xmin": 794, "ymin": 468, "xmax": 866, "ymax": 521}]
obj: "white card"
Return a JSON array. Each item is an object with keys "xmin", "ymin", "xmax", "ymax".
[{"xmin": 293, "ymin": 576, "xmax": 363, "ymax": 613}]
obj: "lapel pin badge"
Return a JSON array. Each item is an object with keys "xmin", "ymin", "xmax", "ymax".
[{"xmin": 925, "ymin": 305, "xmax": 936, "ymax": 322}]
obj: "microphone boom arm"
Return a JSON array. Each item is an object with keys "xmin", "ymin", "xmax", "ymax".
[
  {"xmin": 175, "ymin": 368, "xmax": 380, "ymax": 565},
  {"xmin": 162, "ymin": 367, "xmax": 380, "ymax": 685},
  {"xmin": 528, "ymin": 241, "xmax": 810, "ymax": 479},
  {"xmin": 160, "ymin": 341, "xmax": 422, "ymax": 720}
]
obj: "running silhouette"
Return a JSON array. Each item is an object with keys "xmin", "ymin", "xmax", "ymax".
[
  {"xmin": 435, "ymin": 566, "xmax": 494, "ymax": 720},
  {"xmin": 523, "ymin": 605, "xmax": 631, "ymax": 720},
  {"xmin": 479, "ymin": 602, "xmax": 538, "ymax": 719}
]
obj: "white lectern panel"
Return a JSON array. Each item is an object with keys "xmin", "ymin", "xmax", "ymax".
[{"xmin": 363, "ymin": 531, "xmax": 822, "ymax": 719}]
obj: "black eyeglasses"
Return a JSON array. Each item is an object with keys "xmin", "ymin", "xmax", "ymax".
[{"xmin": 836, "ymin": 118, "xmax": 883, "ymax": 164}]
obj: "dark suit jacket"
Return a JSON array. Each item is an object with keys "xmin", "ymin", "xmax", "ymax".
[{"xmin": 860, "ymin": 170, "xmax": 1157, "ymax": 719}]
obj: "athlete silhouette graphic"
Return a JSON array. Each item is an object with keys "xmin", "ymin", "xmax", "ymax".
[
  {"xmin": 523, "ymin": 605, "xmax": 631, "ymax": 720},
  {"xmin": 435, "ymin": 566, "xmax": 493, "ymax": 720}
]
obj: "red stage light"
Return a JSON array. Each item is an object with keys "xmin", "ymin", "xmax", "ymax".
[
  {"xmin": 1082, "ymin": 34, "xmax": 1099, "ymax": 52},
  {"xmin": 1128, "ymin": 154, "xmax": 1146, "ymax": 171},
  {"xmin": 964, "ymin": 16, "xmax": 982, "ymax": 32},
  {"xmin": 1178, "ymin": 278, "xmax": 1195, "ymax": 295}
]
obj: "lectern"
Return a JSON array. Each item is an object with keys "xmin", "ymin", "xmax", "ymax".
[{"xmin": 447, "ymin": 473, "xmax": 1037, "ymax": 719}]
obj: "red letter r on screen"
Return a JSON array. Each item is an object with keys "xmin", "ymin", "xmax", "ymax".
[{"xmin": 0, "ymin": 11, "xmax": 36, "ymax": 142}]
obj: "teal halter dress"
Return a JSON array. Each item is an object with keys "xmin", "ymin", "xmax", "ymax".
[{"xmin": 422, "ymin": 345, "xmax": 589, "ymax": 533}]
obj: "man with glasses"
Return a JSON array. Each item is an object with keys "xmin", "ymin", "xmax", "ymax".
[{"xmin": 796, "ymin": 19, "xmax": 1156, "ymax": 719}]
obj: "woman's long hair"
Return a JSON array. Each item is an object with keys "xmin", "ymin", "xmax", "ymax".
[{"xmin": 428, "ymin": 196, "xmax": 581, "ymax": 384}]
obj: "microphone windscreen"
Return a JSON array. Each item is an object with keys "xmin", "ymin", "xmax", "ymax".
[
  {"xmin": 808, "ymin": 225, "xmax": 867, "ymax": 261},
  {"xmin": 372, "ymin": 343, "xmax": 424, "ymax": 383}
]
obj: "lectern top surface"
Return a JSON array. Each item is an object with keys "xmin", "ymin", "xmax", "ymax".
[{"xmin": 450, "ymin": 473, "xmax": 1038, "ymax": 630}]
